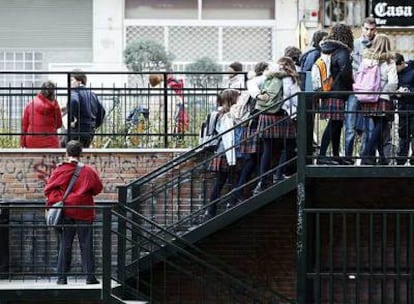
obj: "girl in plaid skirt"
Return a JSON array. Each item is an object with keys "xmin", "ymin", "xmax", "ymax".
[
  {"xmin": 205, "ymin": 89, "xmax": 240, "ymax": 219},
  {"xmin": 317, "ymin": 24, "xmax": 354, "ymax": 165},
  {"xmin": 358, "ymin": 34, "xmax": 398, "ymax": 165},
  {"xmin": 228, "ymin": 62, "xmax": 269, "ymax": 207},
  {"xmin": 253, "ymin": 57, "xmax": 299, "ymax": 194}
]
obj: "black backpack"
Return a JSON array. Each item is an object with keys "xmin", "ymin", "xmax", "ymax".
[{"xmin": 199, "ymin": 110, "xmax": 220, "ymax": 151}]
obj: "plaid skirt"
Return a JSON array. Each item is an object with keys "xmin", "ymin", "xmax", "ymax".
[
  {"xmin": 360, "ymin": 98, "xmax": 394, "ymax": 119},
  {"xmin": 257, "ymin": 113, "xmax": 296, "ymax": 139},
  {"xmin": 320, "ymin": 98, "xmax": 345, "ymax": 121},
  {"xmin": 239, "ymin": 125, "xmax": 260, "ymax": 154},
  {"xmin": 209, "ymin": 155, "xmax": 231, "ymax": 172}
]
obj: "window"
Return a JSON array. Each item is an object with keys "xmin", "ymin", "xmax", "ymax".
[
  {"xmin": 0, "ymin": 51, "xmax": 44, "ymax": 127},
  {"xmin": 202, "ymin": 0, "xmax": 275, "ymax": 20},
  {"xmin": 125, "ymin": 0, "xmax": 198, "ymax": 19}
]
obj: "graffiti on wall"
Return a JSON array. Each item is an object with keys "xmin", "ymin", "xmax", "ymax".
[{"xmin": 0, "ymin": 153, "xmax": 164, "ymax": 200}]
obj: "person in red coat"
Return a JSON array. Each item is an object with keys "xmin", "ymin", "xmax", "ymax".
[
  {"xmin": 20, "ymin": 81, "xmax": 63, "ymax": 148},
  {"xmin": 44, "ymin": 140, "xmax": 103, "ymax": 285}
]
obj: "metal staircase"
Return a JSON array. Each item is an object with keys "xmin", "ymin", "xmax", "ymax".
[{"xmin": 113, "ymin": 94, "xmax": 301, "ymax": 303}]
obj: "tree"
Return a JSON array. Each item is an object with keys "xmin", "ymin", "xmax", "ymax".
[
  {"xmin": 185, "ymin": 57, "xmax": 222, "ymax": 88},
  {"xmin": 123, "ymin": 39, "xmax": 173, "ymax": 73}
]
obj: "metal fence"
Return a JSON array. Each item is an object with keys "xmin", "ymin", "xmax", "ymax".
[
  {"xmin": 0, "ymin": 71, "xmax": 246, "ymax": 149},
  {"xmin": 303, "ymin": 208, "xmax": 414, "ymax": 304}
]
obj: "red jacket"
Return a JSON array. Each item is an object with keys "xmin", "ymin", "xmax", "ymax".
[
  {"xmin": 20, "ymin": 93, "xmax": 63, "ymax": 148},
  {"xmin": 44, "ymin": 162, "xmax": 103, "ymax": 222}
]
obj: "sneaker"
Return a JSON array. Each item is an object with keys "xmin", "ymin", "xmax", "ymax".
[
  {"xmin": 56, "ymin": 278, "xmax": 67, "ymax": 285},
  {"xmin": 86, "ymin": 277, "xmax": 100, "ymax": 285},
  {"xmin": 341, "ymin": 157, "xmax": 355, "ymax": 165},
  {"xmin": 253, "ymin": 182, "xmax": 264, "ymax": 195},
  {"xmin": 202, "ymin": 211, "xmax": 214, "ymax": 221},
  {"xmin": 316, "ymin": 157, "xmax": 339, "ymax": 165}
]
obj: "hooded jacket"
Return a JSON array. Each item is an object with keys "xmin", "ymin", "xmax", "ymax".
[
  {"xmin": 320, "ymin": 39, "xmax": 354, "ymax": 99},
  {"xmin": 20, "ymin": 93, "xmax": 63, "ymax": 148},
  {"xmin": 44, "ymin": 161, "xmax": 103, "ymax": 222}
]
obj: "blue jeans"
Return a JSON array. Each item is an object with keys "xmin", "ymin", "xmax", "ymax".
[{"xmin": 344, "ymin": 95, "xmax": 373, "ymax": 157}]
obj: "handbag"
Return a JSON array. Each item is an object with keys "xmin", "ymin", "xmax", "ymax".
[{"xmin": 45, "ymin": 163, "xmax": 83, "ymax": 227}]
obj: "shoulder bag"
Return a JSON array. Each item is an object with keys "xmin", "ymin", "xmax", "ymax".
[{"xmin": 45, "ymin": 163, "xmax": 83, "ymax": 227}]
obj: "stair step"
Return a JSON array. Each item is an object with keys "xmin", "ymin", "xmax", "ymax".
[{"xmin": 111, "ymin": 294, "xmax": 147, "ymax": 304}]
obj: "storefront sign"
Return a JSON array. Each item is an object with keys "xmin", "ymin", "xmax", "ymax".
[{"xmin": 372, "ymin": 0, "xmax": 414, "ymax": 26}]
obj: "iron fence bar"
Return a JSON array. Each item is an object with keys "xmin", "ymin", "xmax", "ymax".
[
  {"xmin": 315, "ymin": 212, "xmax": 321, "ymax": 303},
  {"xmin": 395, "ymin": 213, "xmax": 401, "ymax": 304},
  {"xmin": 114, "ymin": 197, "xmax": 127, "ymax": 298},
  {"xmin": 409, "ymin": 214, "xmax": 414, "ymax": 302},
  {"xmin": 369, "ymin": 212, "xmax": 374, "ymax": 304},
  {"xmin": 356, "ymin": 212, "xmax": 361, "ymax": 304},
  {"xmin": 102, "ymin": 207, "xmax": 112, "ymax": 302},
  {"xmin": 382, "ymin": 213, "xmax": 387, "ymax": 304},
  {"xmin": 329, "ymin": 212, "xmax": 334, "ymax": 303},
  {"xmin": 341, "ymin": 212, "xmax": 347, "ymax": 303}
]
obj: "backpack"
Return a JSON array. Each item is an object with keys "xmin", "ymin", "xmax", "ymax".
[
  {"xmin": 198, "ymin": 110, "xmax": 220, "ymax": 151},
  {"xmin": 311, "ymin": 53, "xmax": 333, "ymax": 92},
  {"xmin": 255, "ymin": 76, "xmax": 284, "ymax": 114},
  {"xmin": 229, "ymin": 91, "xmax": 256, "ymax": 124},
  {"xmin": 353, "ymin": 62, "xmax": 381, "ymax": 103}
]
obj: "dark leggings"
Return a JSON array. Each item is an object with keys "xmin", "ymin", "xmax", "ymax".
[
  {"xmin": 207, "ymin": 171, "xmax": 229, "ymax": 216},
  {"xmin": 319, "ymin": 119, "xmax": 343, "ymax": 157},
  {"xmin": 259, "ymin": 138, "xmax": 283, "ymax": 185},
  {"xmin": 233, "ymin": 153, "xmax": 258, "ymax": 199}
]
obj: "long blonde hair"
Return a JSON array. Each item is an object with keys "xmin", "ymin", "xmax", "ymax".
[{"xmin": 365, "ymin": 33, "xmax": 394, "ymax": 62}]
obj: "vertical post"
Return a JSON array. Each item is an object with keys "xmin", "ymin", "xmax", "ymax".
[
  {"xmin": 163, "ymin": 72, "xmax": 169, "ymax": 148},
  {"xmin": 0, "ymin": 203, "xmax": 9, "ymax": 279},
  {"xmin": 296, "ymin": 91, "xmax": 307, "ymax": 304},
  {"xmin": 67, "ymin": 72, "xmax": 72, "ymax": 140},
  {"xmin": 102, "ymin": 207, "xmax": 112, "ymax": 301},
  {"xmin": 117, "ymin": 187, "xmax": 127, "ymax": 297}
]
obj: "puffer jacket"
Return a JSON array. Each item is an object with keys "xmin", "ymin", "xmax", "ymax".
[
  {"xmin": 320, "ymin": 39, "xmax": 354, "ymax": 99},
  {"xmin": 20, "ymin": 93, "xmax": 63, "ymax": 148}
]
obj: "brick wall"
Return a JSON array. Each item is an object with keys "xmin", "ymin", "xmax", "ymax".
[{"xmin": 0, "ymin": 149, "xmax": 186, "ymax": 201}]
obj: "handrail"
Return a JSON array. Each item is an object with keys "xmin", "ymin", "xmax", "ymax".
[
  {"xmin": 111, "ymin": 203, "xmax": 295, "ymax": 303},
  {"xmin": 118, "ymin": 91, "xmax": 301, "ymax": 192}
]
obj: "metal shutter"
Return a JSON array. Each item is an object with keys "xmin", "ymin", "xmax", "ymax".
[{"xmin": 0, "ymin": 0, "xmax": 92, "ymax": 48}]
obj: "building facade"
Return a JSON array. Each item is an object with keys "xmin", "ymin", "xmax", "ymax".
[{"xmin": 0, "ymin": 0, "xmax": 412, "ymax": 77}]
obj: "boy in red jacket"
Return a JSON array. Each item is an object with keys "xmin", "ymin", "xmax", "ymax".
[{"xmin": 45, "ymin": 140, "xmax": 103, "ymax": 285}]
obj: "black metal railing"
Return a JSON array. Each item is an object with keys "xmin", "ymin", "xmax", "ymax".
[
  {"xmin": 305, "ymin": 91, "xmax": 414, "ymax": 166},
  {"xmin": 111, "ymin": 203, "xmax": 295, "ymax": 303},
  {"xmin": 0, "ymin": 203, "xmax": 295, "ymax": 303},
  {"xmin": 0, "ymin": 71, "xmax": 246, "ymax": 149},
  {"xmin": 118, "ymin": 92, "xmax": 300, "ymax": 231},
  {"xmin": 0, "ymin": 204, "xmax": 112, "ymax": 283},
  {"xmin": 302, "ymin": 208, "xmax": 414, "ymax": 304}
]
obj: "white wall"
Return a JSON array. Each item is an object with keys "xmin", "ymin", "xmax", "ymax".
[
  {"xmin": 93, "ymin": 0, "xmax": 124, "ymax": 67},
  {"xmin": 275, "ymin": 0, "xmax": 301, "ymax": 58}
]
